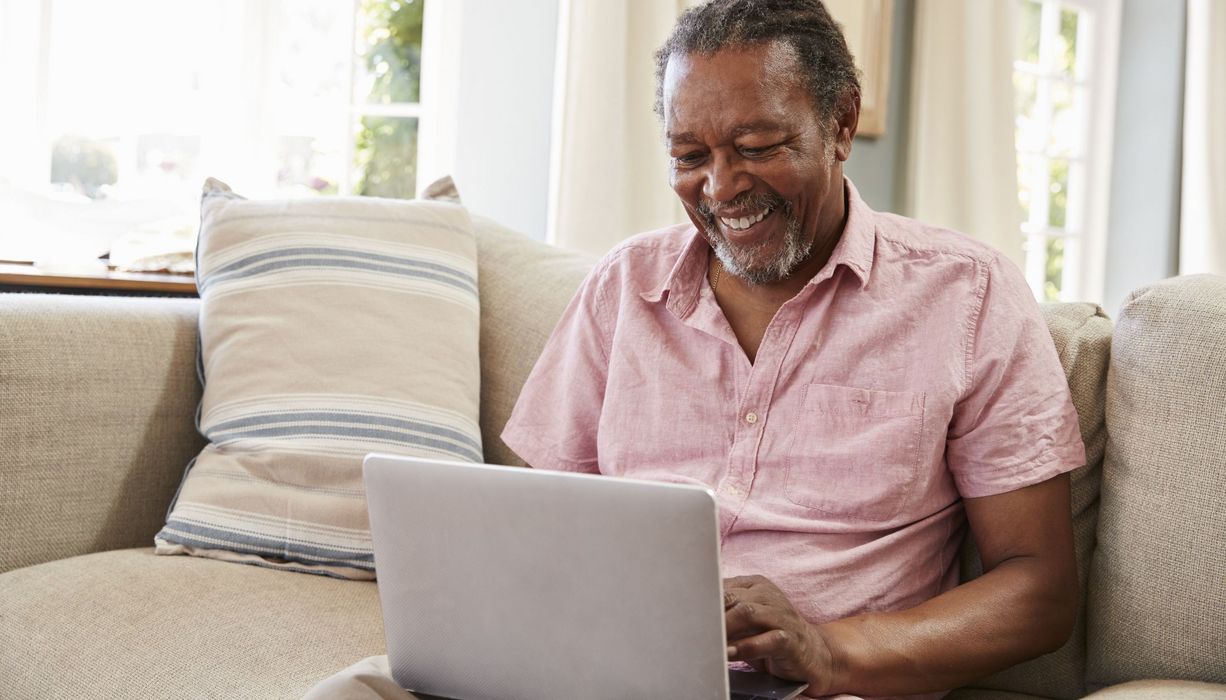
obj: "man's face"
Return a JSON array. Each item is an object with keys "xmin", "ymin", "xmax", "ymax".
[{"xmin": 663, "ymin": 42, "xmax": 851, "ymax": 286}]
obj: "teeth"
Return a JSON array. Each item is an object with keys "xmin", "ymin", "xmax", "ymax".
[{"xmin": 719, "ymin": 209, "xmax": 770, "ymax": 231}]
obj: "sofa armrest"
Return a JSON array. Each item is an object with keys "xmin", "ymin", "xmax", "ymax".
[{"xmin": 0, "ymin": 293, "xmax": 205, "ymax": 573}]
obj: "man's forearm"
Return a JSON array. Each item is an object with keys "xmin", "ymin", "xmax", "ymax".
[{"xmin": 809, "ymin": 556, "xmax": 1077, "ymax": 696}]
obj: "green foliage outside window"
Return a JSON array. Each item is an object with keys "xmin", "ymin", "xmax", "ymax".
[
  {"xmin": 1045, "ymin": 237, "xmax": 1064, "ymax": 301},
  {"xmin": 1048, "ymin": 159, "xmax": 1068, "ymax": 229},
  {"xmin": 355, "ymin": 0, "xmax": 423, "ymax": 199},
  {"xmin": 51, "ymin": 136, "xmax": 118, "ymax": 199}
]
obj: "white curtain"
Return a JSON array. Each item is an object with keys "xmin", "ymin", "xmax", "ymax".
[
  {"xmin": 547, "ymin": 0, "xmax": 695, "ymax": 256},
  {"xmin": 1179, "ymin": 0, "xmax": 1226, "ymax": 276},
  {"xmin": 905, "ymin": 0, "xmax": 1025, "ymax": 268}
]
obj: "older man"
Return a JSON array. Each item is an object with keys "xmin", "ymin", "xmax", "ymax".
[
  {"xmin": 306, "ymin": 1, "xmax": 1084, "ymax": 698},
  {"xmin": 502, "ymin": 0, "xmax": 1083, "ymax": 696}
]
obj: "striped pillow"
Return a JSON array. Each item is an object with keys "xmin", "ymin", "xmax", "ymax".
[{"xmin": 154, "ymin": 178, "xmax": 481, "ymax": 579}]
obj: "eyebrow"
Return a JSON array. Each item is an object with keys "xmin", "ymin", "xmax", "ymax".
[{"xmin": 666, "ymin": 121, "xmax": 785, "ymax": 145}]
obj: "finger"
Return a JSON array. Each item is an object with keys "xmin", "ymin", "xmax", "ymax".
[
  {"xmin": 723, "ymin": 575, "xmax": 767, "ymax": 589},
  {"xmin": 728, "ymin": 628, "xmax": 796, "ymax": 663},
  {"xmin": 725, "ymin": 600, "xmax": 786, "ymax": 643},
  {"xmin": 725, "ymin": 599, "xmax": 788, "ymax": 633}
]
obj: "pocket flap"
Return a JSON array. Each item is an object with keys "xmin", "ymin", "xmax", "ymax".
[{"xmin": 802, "ymin": 384, "xmax": 925, "ymax": 418}]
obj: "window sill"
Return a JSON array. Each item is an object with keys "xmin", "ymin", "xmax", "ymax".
[{"xmin": 0, "ymin": 263, "xmax": 197, "ymax": 296}]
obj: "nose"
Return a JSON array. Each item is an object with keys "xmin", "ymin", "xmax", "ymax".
[{"xmin": 703, "ymin": 152, "xmax": 752, "ymax": 205}]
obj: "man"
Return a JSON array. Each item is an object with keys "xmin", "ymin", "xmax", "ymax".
[
  {"xmin": 306, "ymin": 1, "xmax": 1083, "ymax": 697},
  {"xmin": 501, "ymin": 0, "xmax": 1083, "ymax": 696}
]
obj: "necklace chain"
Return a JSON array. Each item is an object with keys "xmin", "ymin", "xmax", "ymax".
[{"xmin": 710, "ymin": 257, "xmax": 723, "ymax": 294}]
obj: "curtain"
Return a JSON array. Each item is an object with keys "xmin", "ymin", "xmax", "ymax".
[
  {"xmin": 547, "ymin": 0, "xmax": 694, "ymax": 256},
  {"xmin": 1179, "ymin": 0, "xmax": 1226, "ymax": 275},
  {"xmin": 905, "ymin": 0, "xmax": 1025, "ymax": 268}
]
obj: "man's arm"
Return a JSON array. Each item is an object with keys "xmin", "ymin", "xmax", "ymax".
[{"xmin": 725, "ymin": 472, "xmax": 1078, "ymax": 696}]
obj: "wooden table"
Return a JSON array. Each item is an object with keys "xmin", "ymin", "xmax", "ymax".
[{"xmin": 0, "ymin": 263, "xmax": 197, "ymax": 295}]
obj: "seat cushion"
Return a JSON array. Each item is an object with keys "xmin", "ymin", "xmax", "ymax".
[
  {"xmin": 1089, "ymin": 275, "xmax": 1226, "ymax": 686},
  {"xmin": 1082, "ymin": 680, "xmax": 1226, "ymax": 699},
  {"xmin": 945, "ymin": 690, "xmax": 1050, "ymax": 700},
  {"xmin": 0, "ymin": 548, "xmax": 383, "ymax": 699}
]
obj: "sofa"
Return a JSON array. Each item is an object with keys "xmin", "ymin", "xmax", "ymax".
[{"xmin": 1, "ymin": 215, "xmax": 1223, "ymax": 699}]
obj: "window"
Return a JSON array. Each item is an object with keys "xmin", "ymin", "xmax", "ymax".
[
  {"xmin": 1014, "ymin": 0, "xmax": 1119, "ymax": 303},
  {"xmin": 0, "ymin": 0, "xmax": 427, "ymax": 273}
]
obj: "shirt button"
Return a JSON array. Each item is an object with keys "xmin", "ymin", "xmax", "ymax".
[{"xmin": 745, "ymin": 411, "xmax": 758, "ymax": 424}]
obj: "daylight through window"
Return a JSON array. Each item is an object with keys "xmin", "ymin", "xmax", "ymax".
[{"xmin": 0, "ymin": 0, "xmax": 425, "ymax": 269}]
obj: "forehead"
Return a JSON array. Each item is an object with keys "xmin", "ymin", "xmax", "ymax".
[{"xmin": 662, "ymin": 42, "xmax": 814, "ymax": 138}]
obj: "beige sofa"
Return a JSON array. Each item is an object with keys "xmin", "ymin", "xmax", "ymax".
[{"xmin": 1, "ymin": 218, "xmax": 1223, "ymax": 699}]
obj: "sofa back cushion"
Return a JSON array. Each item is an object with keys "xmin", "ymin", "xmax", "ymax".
[
  {"xmin": 154, "ymin": 178, "xmax": 482, "ymax": 579},
  {"xmin": 472, "ymin": 216, "xmax": 595, "ymax": 467},
  {"xmin": 1088, "ymin": 274, "xmax": 1226, "ymax": 687},
  {"xmin": 960, "ymin": 301, "xmax": 1113, "ymax": 699}
]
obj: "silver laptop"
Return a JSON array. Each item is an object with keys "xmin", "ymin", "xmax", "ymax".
[{"xmin": 364, "ymin": 454, "xmax": 809, "ymax": 700}]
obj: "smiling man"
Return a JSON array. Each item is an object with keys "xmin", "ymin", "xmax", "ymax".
[{"xmin": 500, "ymin": 0, "xmax": 1085, "ymax": 697}]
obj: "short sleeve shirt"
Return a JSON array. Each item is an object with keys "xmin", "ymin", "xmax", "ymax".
[{"xmin": 500, "ymin": 179, "xmax": 1085, "ymax": 627}]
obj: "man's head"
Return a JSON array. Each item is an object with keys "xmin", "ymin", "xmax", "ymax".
[{"xmin": 655, "ymin": 0, "xmax": 862, "ymax": 286}]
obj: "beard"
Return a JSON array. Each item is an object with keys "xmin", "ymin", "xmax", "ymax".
[{"xmin": 696, "ymin": 190, "xmax": 812, "ymax": 286}]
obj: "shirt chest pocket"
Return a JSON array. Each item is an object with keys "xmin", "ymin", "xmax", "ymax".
[{"xmin": 784, "ymin": 384, "xmax": 926, "ymax": 523}]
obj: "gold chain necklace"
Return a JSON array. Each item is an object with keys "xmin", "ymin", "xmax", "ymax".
[{"xmin": 710, "ymin": 257, "xmax": 723, "ymax": 294}]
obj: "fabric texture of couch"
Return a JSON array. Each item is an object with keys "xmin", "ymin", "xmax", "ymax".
[{"xmin": 1, "ymin": 217, "xmax": 1223, "ymax": 699}]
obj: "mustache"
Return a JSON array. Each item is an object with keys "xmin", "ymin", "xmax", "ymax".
[{"xmin": 696, "ymin": 191, "xmax": 786, "ymax": 221}]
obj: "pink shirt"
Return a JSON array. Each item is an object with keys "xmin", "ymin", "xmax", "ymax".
[{"xmin": 501, "ymin": 180, "xmax": 1084, "ymax": 658}]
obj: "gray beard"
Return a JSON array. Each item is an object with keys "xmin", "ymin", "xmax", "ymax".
[{"xmin": 698, "ymin": 197, "xmax": 811, "ymax": 286}]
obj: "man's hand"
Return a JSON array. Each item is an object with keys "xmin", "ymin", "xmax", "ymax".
[{"xmin": 723, "ymin": 575, "xmax": 835, "ymax": 695}]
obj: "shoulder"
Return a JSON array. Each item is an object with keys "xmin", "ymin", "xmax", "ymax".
[
  {"xmin": 872, "ymin": 211, "xmax": 1002, "ymax": 268},
  {"xmin": 869, "ymin": 211, "xmax": 1032, "ymax": 297}
]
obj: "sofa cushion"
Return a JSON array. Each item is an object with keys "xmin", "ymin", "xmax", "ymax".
[
  {"xmin": 154, "ymin": 178, "xmax": 482, "ymax": 579},
  {"xmin": 960, "ymin": 301, "xmax": 1112, "ymax": 699},
  {"xmin": 0, "ymin": 548, "xmax": 383, "ymax": 699},
  {"xmin": 1082, "ymin": 680, "xmax": 1226, "ymax": 699},
  {"xmin": 472, "ymin": 215, "xmax": 595, "ymax": 467},
  {"xmin": 945, "ymin": 690, "xmax": 1050, "ymax": 700},
  {"xmin": 1088, "ymin": 274, "xmax": 1226, "ymax": 686}
]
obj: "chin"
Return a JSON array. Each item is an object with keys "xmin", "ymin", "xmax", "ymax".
[{"xmin": 707, "ymin": 221, "xmax": 810, "ymax": 287}]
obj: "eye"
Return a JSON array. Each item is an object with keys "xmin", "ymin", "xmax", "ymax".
[
  {"xmin": 739, "ymin": 144, "xmax": 778, "ymax": 158},
  {"xmin": 672, "ymin": 152, "xmax": 707, "ymax": 167}
]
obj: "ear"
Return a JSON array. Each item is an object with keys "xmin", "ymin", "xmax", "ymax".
[{"xmin": 833, "ymin": 88, "xmax": 860, "ymax": 161}]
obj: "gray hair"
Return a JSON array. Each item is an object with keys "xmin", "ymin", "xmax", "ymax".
[{"xmin": 653, "ymin": 0, "xmax": 862, "ymax": 124}]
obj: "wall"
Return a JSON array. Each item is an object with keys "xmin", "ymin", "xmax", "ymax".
[
  {"xmin": 448, "ymin": 0, "xmax": 560, "ymax": 239},
  {"xmin": 843, "ymin": 0, "xmax": 914, "ymax": 214},
  {"xmin": 1103, "ymin": 0, "xmax": 1186, "ymax": 316}
]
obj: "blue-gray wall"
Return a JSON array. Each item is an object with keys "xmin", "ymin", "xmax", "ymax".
[
  {"xmin": 844, "ymin": 0, "xmax": 915, "ymax": 214},
  {"xmin": 1103, "ymin": 0, "xmax": 1186, "ymax": 316}
]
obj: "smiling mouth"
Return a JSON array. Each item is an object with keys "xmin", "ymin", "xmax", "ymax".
[{"xmin": 718, "ymin": 208, "xmax": 773, "ymax": 232}]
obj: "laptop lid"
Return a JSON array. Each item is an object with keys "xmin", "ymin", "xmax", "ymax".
[{"xmin": 364, "ymin": 454, "xmax": 731, "ymax": 700}]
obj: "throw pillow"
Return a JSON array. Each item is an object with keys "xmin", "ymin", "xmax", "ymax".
[{"xmin": 154, "ymin": 177, "xmax": 482, "ymax": 579}]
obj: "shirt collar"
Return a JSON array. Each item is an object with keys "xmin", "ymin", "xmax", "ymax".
[{"xmin": 640, "ymin": 178, "xmax": 877, "ymax": 318}]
